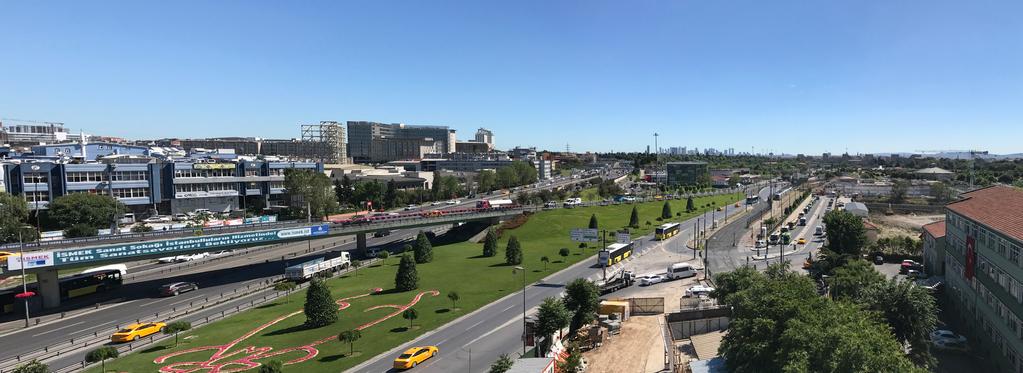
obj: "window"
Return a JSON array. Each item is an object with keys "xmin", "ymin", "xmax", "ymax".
[
  {"xmin": 111, "ymin": 188, "xmax": 149, "ymax": 199},
  {"xmin": 25, "ymin": 191, "xmax": 49, "ymax": 203},
  {"xmin": 245, "ymin": 169, "xmax": 261, "ymax": 177},
  {"xmin": 268, "ymin": 168, "xmax": 285, "ymax": 176},
  {"xmin": 111, "ymin": 170, "xmax": 147, "ymax": 181},
  {"xmin": 23, "ymin": 172, "xmax": 49, "ymax": 184},
  {"xmin": 270, "ymin": 181, "xmax": 285, "ymax": 189},
  {"xmin": 66, "ymin": 171, "xmax": 106, "ymax": 182}
]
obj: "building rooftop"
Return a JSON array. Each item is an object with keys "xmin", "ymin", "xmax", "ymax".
[
  {"xmin": 922, "ymin": 220, "xmax": 947, "ymax": 238},
  {"xmin": 947, "ymin": 186, "xmax": 1023, "ymax": 242}
]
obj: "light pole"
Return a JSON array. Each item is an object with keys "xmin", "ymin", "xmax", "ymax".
[
  {"xmin": 17, "ymin": 227, "xmax": 33, "ymax": 328},
  {"xmin": 513, "ymin": 266, "xmax": 527, "ymax": 355}
]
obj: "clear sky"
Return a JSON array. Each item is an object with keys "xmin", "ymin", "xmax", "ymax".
[{"xmin": 2, "ymin": 1, "xmax": 1021, "ymax": 154}]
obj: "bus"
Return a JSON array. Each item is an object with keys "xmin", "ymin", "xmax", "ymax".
[
  {"xmin": 0, "ymin": 268, "xmax": 124, "ymax": 315},
  {"xmin": 655, "ymin": 222, "xmax": 681, "ymax": 240},
  {"xmin": 599, "ymin": 242, "xmax": 634, "ymax": 267},
  {"xmin": 745, "ymin": 195, "xmax": 760, "ymax": 205}
]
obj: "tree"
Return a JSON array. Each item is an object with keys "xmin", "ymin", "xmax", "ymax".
[
  {"xmin": 588, "ymin": 214, "xmax": 598, "ymax": 229},
  {"xmin": 303, "ymin": 278, "xmax": 338, "ymax": 328},
  {"xmin": 488, "ymin": 354, "xmax": 514, "ymax": 373},
  {"xmin": 559, "ymin": 247, "xmax": 570, "ymax": 260},
  {"xmin": 64, "ymin": 223, "xmax": 99, "ymax": 238},
  {"xmin": 710, "ymin": 265, "xmax": 762, "ymax": 304},
  {"xmin": 413, "ymin": 231, "xmax": 433, "ymax": 264},
  {"xmin": 48, "ymin": 193, "xmax": 125, "ymax": 231},
  {"xmin": 891, "ymin": 179, "xmax": 909, "ymax": 203},
  {"xmin": 541, "ymin": 256, "xmax": 550, "ymax": 271},
  {"xmin": 85, "ymin": 346, "xmax": 119, "ymax": 373},
  {"xmin": 686, "ymin": 196, "xmax": 695, "ymax": 212},
  {"xmin": 402, "ymin": 308, "xmax": 418, "ymax": 329},
  {"xmin": 661, "ymin": 201, "xmax": 673, "ymax": 219},
  {"xmin": 12, "ymin": 360, "xmax": 48, "ymax": 373},
  {"xmin": 829, "ymin": 260, "xmax": 884, "ymax": 300},
  {"xmin": 376, "ymin": 250, "xmax": 390, "ymax": 265},
  {"xmin": 930, "ymin": 182, "xmax": 955, "ymax": 203},
  {"xmin": 447, "ymin": 291, "xmax": 460, "ymax": 309},
  {"xmin": 0, "ymin": 192, "xmax": 37, "ymax": 244},
  {"xmin": 258, "ymin": 360, "xmax": 283, "ymax": 373},
  {"xmin": 483, "ymin": 229, "xmax": 498, "ymax": 257},
  {"xmin": 335, "ymin": 174, "xmax": 354, "ymax": 207},
  {"xmin": 395, "ymin": 254, "xmax": 419, "ymax": 291},
  {"xmin": 564, "ymin": 278, "xmax": 600, "ymax": 333},
  {"xmin": 859, "ymin": 278, "xmax": 939, "ymax": 367},
  {"xmin": 823, "ymin": 210, "xmax": 868, "ymax": 257},
  {"xmin": 384, "ymin": 179, "xmax": 400, "ymax": 209},
  {"xmin": 535, "ymin": 297, "xmax": 570, "ymax": 354},
  {"xmin": 163, "ymin": 321, "xmax": 192, "ymax": 347},
  {"xmin": 628, "ymin": 206, "xmax": 639, "ymax": 228},
  {"xmin": 478, "ymin": 170, "xmax": 497, "ymax": 193},
  {"xmin": 338, "ymin": 329, "xmax": 362, "ymax": 355},
  {"xmin": 273, "ymin": 281, "xmax": 297, "ymax": 303},
  {"xmin": 283, "ymin": 169, "xmax": 340, "ymax": 219},
  {"xmin": 558, "ymin": 344, "xmax": 583, "ymax": 373},
  {"xmin": 505, "ymin": 235, "xmax": 523, "ymax": 265},
  {"xmin": 130, "ymin": 223, "xmax": 153, "ymax": 233}
]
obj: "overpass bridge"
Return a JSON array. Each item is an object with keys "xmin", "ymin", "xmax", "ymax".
[{"xmin": 1, "ymin": 207, "xmax": 528, "ymax": 309}]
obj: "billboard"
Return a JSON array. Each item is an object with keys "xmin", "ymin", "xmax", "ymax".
[
  {"xmin": 6, "ymin": 251, "xmax": 55, "ymax": 270},
  {"xmin": 51, "ymin": 224, "xmax": 330, "ymax": 266},
  {"xmin": 616, "ymin": 232, "xmax": 632, "ymax": 244},
  {"xmin": 570, "ymin": 228, "xmax": 599, "ymax": 242}
]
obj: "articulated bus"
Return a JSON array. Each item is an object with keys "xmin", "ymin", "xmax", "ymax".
[
  {"xmin": 599, "ymin": 242, "xmax": 635, "ymax": 267},
  {"xmin": 0, "ymin": 268, "xmax": 124, "ymax": 315},
  {"xmin": 655, "ymin": 222, "xmax": 681, "ymax": 240}
]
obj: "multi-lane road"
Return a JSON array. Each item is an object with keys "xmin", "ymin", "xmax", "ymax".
[
  {"xmin": 349, "ymin": 188, "xmax": 752, "ymax": 373},
  {"xmin": 0, "ymin": 172, "xmax": 608, "ymax": 371}
]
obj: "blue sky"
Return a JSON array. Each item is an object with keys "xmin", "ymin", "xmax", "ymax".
[{"xmin": 2, "ymin": 1, "xmax": 1021, "ymax": 154}]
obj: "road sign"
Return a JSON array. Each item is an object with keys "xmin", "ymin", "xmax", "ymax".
[
  {"xmin": 570, "ymin": 228, "xmax": 599, "ymax": 242},
  {"xmin": 616, "ymin": 232, "xmax": 631, "ymax": 244}
]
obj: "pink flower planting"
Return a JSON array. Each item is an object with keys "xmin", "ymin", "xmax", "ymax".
[{"xmin": 153, "ymin": 287, "xmax": 437, "ymax": 373}]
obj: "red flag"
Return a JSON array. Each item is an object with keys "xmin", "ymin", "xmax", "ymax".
[{"xmin": 965, "ymin": 236, "xmax": 976, "ymax": 280}]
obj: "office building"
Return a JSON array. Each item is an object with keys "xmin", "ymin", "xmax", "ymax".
[
  {"xmin": 420, "ymin": 152, "xmax": 513, "ymax": 172},
  {"xmin": 939, "ymin": 186, "xmax": 1023, "ymax": 372},
  {"xmin": 666, "ymin": 161, "xmax": 709, "ymax": 186},
  {"xmin": 474, "ymin": 128, "xmax": 495, "ymax": 149},
  {"xmin": 456, "ymin": 141, "xmax": 491, "ymax": 154},
  {"xmin": 162, "ymin": 122, "xmax": 348, "ymax": 164},
  {"xmin": 347, "ymin": 121, "xmax": 456, "ymax": 163},
  {"xmin": 0, "ymin": 120, "xmax": 70, "ymax": 145},
  {"xmin": 533, "ymin": 159, "xmax": 553, "ymax": 180}
]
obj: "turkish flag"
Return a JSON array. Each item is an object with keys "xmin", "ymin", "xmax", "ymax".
[{"xmin": 965, "ymin": 236, "xmax": 976, "ymax": 280}]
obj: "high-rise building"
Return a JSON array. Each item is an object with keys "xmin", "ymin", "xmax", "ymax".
[
  {"xmin": 347, "ymin": 121, "xmax": 456, "ymax": 163},
  {"xmin": 931, "ymin": 186, "xmax": 1023, "ymax": 372},
  {"xmin": 474, "ymin": 128, "xmax": 494, "ymax": 149},
  {"xmin": 666, "ymin": 161, "xmax": 709, "ymax": 186},
  {"xmin": 0, "ymin": 119, "xmax": 70, "ymax": 145}
]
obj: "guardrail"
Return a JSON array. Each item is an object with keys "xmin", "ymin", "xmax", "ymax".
[{"xmin": 0, "ymin": 256, "xmax": 379, "ymax": 373}]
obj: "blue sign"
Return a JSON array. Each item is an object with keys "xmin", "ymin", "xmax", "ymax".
[{"xmin": 52, "ymin": 224, "xmax": 330, "ymax": 266}]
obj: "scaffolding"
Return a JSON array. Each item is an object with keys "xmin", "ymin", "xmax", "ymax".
[{"xmin": 300, "ymin": 121, "xmax": 347, "ymax": 164}]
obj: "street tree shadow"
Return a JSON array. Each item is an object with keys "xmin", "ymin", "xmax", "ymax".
[
  {"xmin": 436, "ymin": 308, "xmax": 450, "ymax": 314},
  {"xmin": 263, "ymin": 323, "xmax": 311, "ymax": 336}
]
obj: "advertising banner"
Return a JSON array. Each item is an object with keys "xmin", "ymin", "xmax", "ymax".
[
  {"xmin": 570, "ymin": 228, "xmax": 599, "ymax": 242},
  {"xmin": 6, "ymin": 251, "xmax": 55, "ymax": 270}
]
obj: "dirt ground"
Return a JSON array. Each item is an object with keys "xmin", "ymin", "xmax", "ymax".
[
  {"xmin": 582, "ymin": 315, "xmax": 667, "ymax": 373},
  {"xmin": 870, "ymin": 213, "xmax": 944, "ymax": 239}
]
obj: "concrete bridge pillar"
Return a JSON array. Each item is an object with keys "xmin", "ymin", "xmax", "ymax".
[
  {"xmin": 37, "ymin": 268, "xmax": 61, "ymax": 309},
  {"xmin": 356, "ymin": 232, "xmax": 367, "ymax": 253}
]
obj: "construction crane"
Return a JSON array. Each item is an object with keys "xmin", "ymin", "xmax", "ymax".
[{"xmin": 915, "ymin": 149, "xmax": 989, "ymax": 189}]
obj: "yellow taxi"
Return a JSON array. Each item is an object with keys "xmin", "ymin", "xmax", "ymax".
[
  {"xmin": 111, "ymin": 322, "xmax": 166, "ymax": 343},
  {"xmin": 393, "ymin": 346, "xmax": 438, "ymax": 369},
  {"xmin": 797, "ymin": 237, "xmax": 807, "ymax": 245}
]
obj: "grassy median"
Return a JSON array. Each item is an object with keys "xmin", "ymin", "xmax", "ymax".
[{"xmin": 88, "ymin": 193, "xmax": 741, "ymax": 373}]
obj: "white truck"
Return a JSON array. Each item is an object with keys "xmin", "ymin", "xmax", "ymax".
[{"xmin": 285, "ymin": 252, "xmax": 352, "ymax": 281}]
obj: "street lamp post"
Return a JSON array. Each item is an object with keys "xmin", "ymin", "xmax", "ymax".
[
  {"xmin": 18, "ymin": 228, "xmax": 31, "ymax": 327},
  {"xmin": 513, "ymin": 266, "xmax": 527, "ymax": 355}
]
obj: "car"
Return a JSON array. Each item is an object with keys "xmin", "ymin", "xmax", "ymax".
[
  {"xmin": 755, "ymin": 240, "xmax": 767, "ymax": 248},
  {"xmin": 393, "ymin": 346, "xmax": 439, "ymax": 369},
  {"xmin": 907, "ymin": 269, "xmax": 925, "ymax": 280},
  {"xmin": 685, "ymin": 285, "xmax": 715, "ymax": 298},
  {"xmin": 797, "ymin": 237, "xmax": 806, "ymax": 245},
  {"xmin": 404, "ymin": 204, "xmax": 417, "ymax": 211},
  {"xmin": 159, "ymin": 282, "xmax": 199, "ymax": 296},
  {"xmin": 173, "ymin": 213, "xmax": 190, "ymax": 221},
  {"xmin": 931, "ymin": 338, "xmax": 969, "ymax": 353},
  {"xmin": 208, "ymin": 250, "xmax": 232, "ymax": 258},
  {"xmin": 143, "ymin": 215, "xmax": 171, "ymax": 223},
  {"xmin": 111, "ymin": 322, "xmax": 166, "ymax": 343},
  {"xmin": 900, "ymin": 260, "xmax": 922, "ymax": 274},
  {"xmin": 716, "ymin": 206, "xmax": 723, "ymax": 211},
  {"xmin": 873, "ymin": 255, "xmax": 884, "ymax": 265},
  {"xmin": 445, "ymin": 200, "xmax": 461, "ymax": 205},
  {"xmin": 430, "ymin": 201, "xmax": 443, "ymax": 206},
  {"xmin": 639, "ymin": 274, "xmax": 665, "ymax": 286},
  {"xmin": 930, "ymin": 329, "xmax": 967, "ymax": 344},
  {"xmin": 373, "ymin": 230, "xmax": 391, "ymax": 238}
]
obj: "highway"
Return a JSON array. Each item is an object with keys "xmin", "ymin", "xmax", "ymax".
[
  {"xmin": 348, "ymin": 189, "xmax": 750, "ymax": 373},
  {"xmin": 0, "ymin": 172, "xmax": 607, "ymax": 371}
]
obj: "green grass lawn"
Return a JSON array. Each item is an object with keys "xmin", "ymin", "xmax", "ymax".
[
  {"xmin": 89, "ymin": 193, "xmax": 742, "ymax": 373},
  {"xmin": 578, "ymin": 187, "xmax": 602, "ymax": 202}
]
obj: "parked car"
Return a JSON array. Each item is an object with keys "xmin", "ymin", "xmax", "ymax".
[
  {"xmin": 931, "ymin": 338, "xmax": 969, "ymax": 353},
  {"xmin": 143, "ymin": 215, "xmax": 172, "ymax": 224},
  {"xmin": 873, "ymin": 255, "xmax": 885, "ymax": 265},
  {"xmin": 930, "ymin": 329, "xmax": 967, "ymax": 344},
  {"xmin": 159, "ymin": 282, "xmax": 199, "ymax": 296},
  {"xmin": 685, "ymin": 285, "xmax": 715, "ymax": 298},
  {"xmin": 173, "ymin": 213, "xmax": 190, "ymax": 221},
  {"xmin": 639, "ymin": 274, "xmax": 665, "ymax": 286},
  {"xmin": 445, "ymin": 200, "xmax": 461, "ymax": 205},
  {"xmin": 111, "ymin": 322, "xmax": 166, "ymax": 343},
  {"xmin": 208, "ymin": 250, "xmax": 232, "ymax": 258},
  {"xmin": 393, "ymin": 346, "xmax": 438, "ymax": 370}
]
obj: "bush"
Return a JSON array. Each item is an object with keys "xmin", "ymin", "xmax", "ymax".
[
  {"xmin": 64, "ymin": 223, "xmax": 99, "ymax": 238},
  {"xmin": 578, "ymin": 243, "xmax": 587, "ymax": 248},
  {"xmin": 505, "ymin": 236, "xmax": 523, "ymax": 265},
  {"xmin": 395, "ymin": 254, "xmax": 419, "ymax": 291}
]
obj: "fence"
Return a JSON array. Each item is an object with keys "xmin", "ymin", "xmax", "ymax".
[
  {"xmin": 0, "ymin": 258, "xmax": 376, "ymax": 373},
  {"xmin": 629, "ymin": 297, "xmax": 665, "ymax": 315}
]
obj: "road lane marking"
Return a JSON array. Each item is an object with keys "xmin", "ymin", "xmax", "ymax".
[
  {"xmin": 32, "ymin": 321, "xmax": 83, "ymax": 337},
  {"xmin": 138, "ymin": 298, "xmax": 167, "ymax": 307},
  {"xmin": 169, "ymin": 294, "xmax": 206, "ymax": 306}
]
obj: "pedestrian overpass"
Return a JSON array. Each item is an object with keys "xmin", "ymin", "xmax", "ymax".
[{"xmin": 1, "ymin": 207, "xmax": 527, "ymax": 309}]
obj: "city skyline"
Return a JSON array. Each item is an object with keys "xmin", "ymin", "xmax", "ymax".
[{"xmin": 2, "ymin": 1, "xmax": 1021, "ymax": 154}]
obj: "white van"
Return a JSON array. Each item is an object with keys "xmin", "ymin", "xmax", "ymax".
[{"xmin": 666, "ymin": 262, "xmax": 696, "ymax": 280}]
